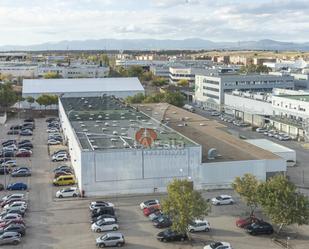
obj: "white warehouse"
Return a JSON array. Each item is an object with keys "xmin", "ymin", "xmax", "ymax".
[
  {"xmin": 59, "ymin": 96, "xmax": 286, "ymax": 196},
  {"xmin": 22, "ymin": 77, "xmax": 145, "ymax": 99}
]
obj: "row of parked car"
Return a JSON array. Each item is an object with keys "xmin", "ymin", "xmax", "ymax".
[
  {"xmin": 87, "ymin": 201, "xmax": 125, "ymax": 248},
  {"xmin": 0, "ymin": 139, "xmax": 33, "ymax": 158},
  {"xmin": 236, "ymin": 215, "xmax": 274, "ymax": 235},
  {"xmin": 7, "ymin": 118, "xmax": 35, "ymax": 136},
  {"xmin": 46, "ymin": 118, "xmax": 63, "ymax": 145},
  {"xmin": 0, "ymin": 193, "xmax": 28, "ymax": 245},
  {"xmin": 219, "ymin": 114, "xmax": 250, "ymax": 127},
  {"xmin": 256, "ymin": 127, "xmax": 292, "ymax": 141}
]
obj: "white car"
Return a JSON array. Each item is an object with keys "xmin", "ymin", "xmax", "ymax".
[
  {"xmin": 204, "ymin": 241, "xmax": 232, "ymax": 249},
  {"xmin": 139, "ymin": 199, "xmax": 160, "ymax": 209},
  {"xmin": 91, "ymin": 218, "xmax": 118, "ymax": 232},
  {"xmin": 256, "ymin": 128, "xmax": 267, "ymax": 133},
  {"xmin": 89, "ymin": 201, "xmax": 115, "ymax": 211},
  {"xmin": 4, "ymin": 201, "xmax": 27, "ymax": 211},
  {"xmin": 211, "ymin": 195, "xmax": 234, "ymax": 205},
  {"xmin": 47, "ymin": 128, "xmax": 59, "ymax": 133},
  {"xmin": 17, "ymin": 148, "xmax": 32, "ymax": 154},
  {"xmin": 1, "ymin": 194, "xmax": 25, "ymax": 202},
  {"xmin": 48, "ymin": 139, "xmax": 61, "ymax": 145},
  {"xmin": 56, "ymin": 187, "xmax": 79, "ymax": 198},
  {"xmin": 188, "ymin": 219, "xmax": 210, "ymax": 232},
  {"xmin": 52, "ymin": 154, "xmax": 68, "ymax": 162},
  {"xmin": 1, "ymin": 160, "xmax": 17, "ymax": 167},
  {"xmin": 279, "ymin": 135, "xmax": 291, "ymax": 141}
]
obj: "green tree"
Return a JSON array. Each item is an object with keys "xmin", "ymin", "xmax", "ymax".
[
  {"xmin": 0, "ymin": 83, "xmax": 18, "ymax": 112},
  {"xmin": 140, "ymin": 71, "xmax": 154, "ymax": 82},
  {"xmin": 162, "ymin": 179, "xmax": 211, "ymax": 235},
  {"xmin": 239, "ymin": 65, "xmax": 270, "ymax": 74},
  {"xmin": 177, "ymin": 79, "xmax": 189, "ymax": 87},
  {"xmin": 127, "ymin": 66, "xmax": 144, "ymax": 78},
  {"xmin": 36, "ymin": 94, "xmax": 58, "ymax": 110},
  {"xmin": 152, "ymin": 77, "xmax": 168, "ymax": 87},
  {"xmin": 257, "ymin": 175, "xmax": 309, "ymax": 234},
  {"xmin": 232, "ymin": 174, "xmax": 260, "ymax": 216},
  {"xmin": 126, "ymin": 93, "xmax": 145, "ymax": 104},
  {"xmin": 163, "ymin": 91, "xmax": 185, "ymax": 107},
  {"xmin": 43, "ymin": 72, "xmax": 62, "ymax": 79},
  {"xmin": 26, "ymin": 96, "xmax": 35, "ymax": 109}
]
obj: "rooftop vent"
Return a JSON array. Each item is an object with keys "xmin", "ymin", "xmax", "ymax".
[
  {"xmin": 90, "ymin": 113, "xmax": 94, "ymax": 116},
  {"xmin": 208, "ymin": 148, "xmax": 218, "ymax": 160},
  {"xmin": 94, "ymin": 124, "xmax": 99, "ymax": 127},
  {"xmin": 93, "ymin": 145, "xmax": 99, "ymax": 150},
  {"xmin": 98, "ymin": 115, "xmax": 102, "ymax": 119},
  {"xmin": 121, "ymin": 116, "xmax": 125, "ymax": 119},
  {"xmin": 110, "ymin": 138, "xmax": 118, "ymax": 142},
  {"xmin": 81, "ymin": 124, "xmax": 86, "ymax": 127},
  {"xmin": 121, "ymin": 133, "xmax": 127, "ymax": 136},
  {"xmin": 104, "ymin": 122, "xmax": 110, "ymax": 126},
  {"xmin": 89, "ymin": 117, "xmax": 93, "ymax": 120},
  {"xmin": 96, "ymin": 120, "xmax": 102, "ymax": 123},
  {"xmin": 113, "ymin": 131, "xmax": 118, "ymax": 135},
  {"xmin": 79, "ymin": 121, "xmax": 84, "ymax": 124},
  {"xmin": 102, "ymin": 128, "xmax": 107, "ymax": 131},
  {"xmin": 121, "ymin": 127, "xmax": 127, "ymax": 130},
  {"xmin": 83, "ymin": 129, "xmax": 88, "ymax": 132}
]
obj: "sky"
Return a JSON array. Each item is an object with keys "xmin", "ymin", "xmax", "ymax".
[{"xmin": 0, "ymin": 0, "xmax": 309, "ymax": 45}]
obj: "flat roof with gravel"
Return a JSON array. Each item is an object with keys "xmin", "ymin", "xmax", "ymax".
[{"xmin": 136, "ymin": 103, "xmax": 280, "ymax": 163}]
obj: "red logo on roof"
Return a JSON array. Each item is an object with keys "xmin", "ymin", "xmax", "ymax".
[{"xmin": 135, "ymin": 128, "xmax": 158, "ymax": 147}]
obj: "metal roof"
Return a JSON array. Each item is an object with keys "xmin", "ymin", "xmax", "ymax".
[{"xmin": 23, "ymin": 77, "xmax": 144, "ymax": 94}]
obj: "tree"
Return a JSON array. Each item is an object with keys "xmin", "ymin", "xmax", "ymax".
[
  {"xmin": 43, "ymin": 72, "xmax": 62, "ymax": 79},
  {"xmin": 257, "ymin": 175, "xmax": 309, "ymax": 234},
  {"xmin": 36, "ymin": 94, "xmax": 58, "ymax": 110},
  {"xmin": 232, "ymin": 174, "xmax": 260, "ymax": 216},
  {"xmin": 177, "ymin": 79, "xmax": 189, "ymax": 87},
  {"xmin": 127, "ymin": 66, "xmax": 144, "ymax": 78},
  {"xmin": 0, "ymin": 83, "xmax": 18, "ymax": 112},
  {"xmin": 152, "ymin": 77, "xmax": 168, "ymax": 87},
  {"xmin": 163, "ymin": 91, "xmax": 185, "ymax": 107},
  {"xmin": 126, "ymin": 93, "xmax": 145, "ymax": 104},
  {"xmin": 239, "ymin": 65, "xmax": 270, "ymax": 74},
  {"xmin": 26, "ymin": 96, "xmax": 35, "ymax": 109},
  {"xmin": 162, "ymin": 179, "xmax": 211, "ymax": 235}
]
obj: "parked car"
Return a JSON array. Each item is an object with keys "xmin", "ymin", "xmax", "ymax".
[
  {"xmin": 1, "ymin": 198, "xmax": 25, "ymax": 209},
  {"xmin": 143, "ymin": 205, "xmax": 161, "ymax": 216},
  {"xmin": 19, "ymin": 130, "xmax": 32, "ymax": 136},
  {"xmin": 1, "ymin": 160, "xmax": 17, "ymax": 167},
  {"xmin": 18, "ymin": 140, "xmax": 31, "ymax": 146},
  {"xmin": 24, "ymin": 118, "xmax": 34, "ymax": 123},
  {"xmin": 0, "ymin": 231, "xmax": 21, "ymax": 245},
  {"xmin": 6, "ymin": 183, "xmax": 28, "ymax": 191},
  {"xmin": 89, "ymin": 201, "xmax": 115, "ymax": 211},
  {"xmin": 236, "ymin": 216, "xmax": 261, "ymax": 228},
  {"xmin": 11, "ymin": 168, "xmax": 31, "ymax": 177},
  {"xmin": 156, "ymin": 229, "xmax": 188, "ymax": 242},
  {"xmin": 54, "ymin": 170, "xmax": 72, "ymax": 178},
  {"xmin": 53, "ymin": 165, "xmax": 72, "ymax": 172},
  {"xmin": 2, "ymin": 140, "xmax": 16, "ymax": 147},
  {"xmin": 52, "ymin": 154, "xmax": 68, "ymax": 162},
  {"xmin": 0, "ymin": 219, "xmax": 25, "ymax": 228},
  {"xmin": 139, "ymin": 199, "xmax": 160, "ymax": 210},
  {"xmin": 153, "ymin": 215, "xmax": 172, "ymax": 228},
  {"xmin": 279, "ymin": 135, "xmax": 292, "ymax": 141},
  {"xmin": 9, "ymin": 125, "xmax": 22, "ymax": 130},
  {"xmin": 18, "ymin": 143, "xmax": 33, "ymax": 149},
  {"xmin": 256, "ymin": 128, "xmax": 267, "ymax": 133},
  {"xmin": 53, "ymin": 175, "xmax": 75, "ymax": 186},
  {"xmin": 0, "ymin": 213, "xmax": 22, "ymax": 222},
  {"xmin": 188, "ymin": 219, "xmax": 210, "ymax": 232},
  {"xmin": 246, "ymin": 222, "xmax": 274, "ymax": 235},
  {"xmin": 52, "ymin": 150, "xmax": 68, "ymax": 157},
  {"xmin": 47, "ymin": 128, "xmax": 60, "ymax": 133},
  {"xmin": 91, "ymin": 218, "xmax": 118, "ymax": 233},
  {"xmin": 3, "ymin": 201, "xmax": 27, "ymax": 211},
  {"xmin": 48, "ymin": 139, "xmax": 62, "ymax": 145},
  {"xmin": 91, "ymin": 207, "xmax": 115, "ymax": 218},
  {"xmin": 96, "ymin": 232, "xmax": 125, "ymax": 248},
  {"xmin": 210, "ymin": 112, "xmax": 220, "ymax": 116},
  {"xmin": 0, "ymin": 209, "xmax": 25, "ymax": 217},
  {"xmin": 211, "ymin": 195, "xmax": 234, "ymax": 205},
  {"xmin": 56, "ymin": 187, "xmax": 79, "ymax": 198},
  {"xmin": 7, "ymin": 130, "xmax": 19, "ymax": 135},
  {"xmin": 46, "ymin": 117, "xmax": 59, "ymax": 123},
  {"xmin": 91, "ymin": 214, "xmax": 117, "ymax": 224},
  {"xmin": 0, "ymin": 223, "xmax": 26, "ymax": 236},
  {"xmin": 203, "ymin": 241, "xmax": 232, "ymax": 249},
  {"xmin": 148, "ymin": 210, "xmax": 163, "ymax": 221},
  {"xmin": 15, "ymin": 151, "xmax": 31, "ymax": 157},
  {"xmin": 0, "ymin": 151, "xmax": 15, "ymax": 158},
  {"xmin": 1, "ymin": 194, "xmax": 24, "ymax": 202}
]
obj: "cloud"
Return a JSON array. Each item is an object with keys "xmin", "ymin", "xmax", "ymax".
[{"xmin": 0, "ymin": 0, "xmax": 308, "ymax": 45}]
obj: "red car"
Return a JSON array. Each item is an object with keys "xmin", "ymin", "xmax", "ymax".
[
  {"xmin": 0, "ymin": 218, "xmax": 25, "ymax": 228},
  {"xmin": 54, "ymin": 171, "xmax": 72, "ymax": 178},
  {"xmin": 236, "ymin": 216, "xmax": 260, "ymax": 228},
  {"xmin": 15, "ymin": 151, "xmax": 31, "ymax": 157},
  {"xmin": 143, "ymin": 204, "xmax": 161, "ymax": 216}
]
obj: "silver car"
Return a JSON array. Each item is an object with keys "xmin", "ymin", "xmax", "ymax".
[
  {"xmin": 96, "ymin": 232, "xmax": 125, "ymax": 248},
  {"xmin": 0, "ymin": 231, "xmax": 21, "ymax": 245}
]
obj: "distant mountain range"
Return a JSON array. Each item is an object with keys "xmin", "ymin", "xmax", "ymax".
[{"xmin": 1, "ymin": 38, "xmax": 309, "ymax": 51}]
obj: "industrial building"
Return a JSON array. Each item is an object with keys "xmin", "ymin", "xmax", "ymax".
[
  {"xmin": 194, "ymin": 73, "xmax": 294, "ymax": 110},
  {"xmin": 59, "ymin": 96, "xmax": 286, "ymax": 196},
  {"xmin": 22, "ymin": 77, "xmax": 145, "ymax": 99}
]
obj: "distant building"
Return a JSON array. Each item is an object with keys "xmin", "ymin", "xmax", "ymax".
[
  {"xmin": 229, "ymin": 55, "xmax": 253, "ymax": 65},
  {"xmin": 194, "ymin": 74, "xmax": 294, "ymax": 110},
  {"xmin": 253, "ymin": 57, "xmax": 277, "ymax": 65},
  {"xmin": 0, "ymin": 63, "xmax": 37, "ymax": 78},
  {"xmin": 37, "ymin": 65, "xmax": 109, "ymax": 78}
]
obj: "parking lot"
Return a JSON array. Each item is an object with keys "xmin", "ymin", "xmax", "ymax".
[{"xmin": 0, "ymin": 117, "xmax": 309, "ymax": 249}]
